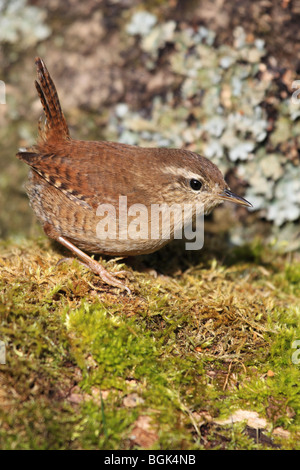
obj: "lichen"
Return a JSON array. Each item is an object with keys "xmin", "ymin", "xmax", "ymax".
[
  {"xmin": 114, "ymin": 14, "xmax": 300, "ymax": 237},
  {"xmin": 0, "ymin": 0, "xmax": 51, "ymax": 48}
]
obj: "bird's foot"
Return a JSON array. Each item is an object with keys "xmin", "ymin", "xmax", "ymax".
[
  {"xmin": 56, "ymin": 235, "xmax": 131, "ymax": 294},
  {"xmin": 57, "ymin": 257, "xmax": 131, "ymax": 294}
]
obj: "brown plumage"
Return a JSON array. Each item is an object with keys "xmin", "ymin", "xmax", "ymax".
[{"xmin": 17, "ymin": 57, "xmax": 252, "ymax": 293}]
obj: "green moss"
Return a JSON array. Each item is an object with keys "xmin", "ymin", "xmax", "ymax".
[{"xmin": 0, "ymin": 238, "xmax": 299, "ymax": 449}]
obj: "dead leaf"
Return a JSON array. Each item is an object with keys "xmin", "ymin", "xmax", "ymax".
[
  {"xmin": 272, "ymin": 427, "xmax": 291, "ymax": 439},
  {"xmin": 130, "ymin": 415, "xmax": 158, "ymax": 448},
  {"xmin": 123, "ymin": 393, "xmax": 145, "ymax": 408},
  {"xmin": 215, "ymin": 409, "xmax": 267, "ymax": 429}
]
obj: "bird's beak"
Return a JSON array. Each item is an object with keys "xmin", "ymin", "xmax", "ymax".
[{"xmin": 219, "ymin": 188, "xmax": 253, "ymax": 208}]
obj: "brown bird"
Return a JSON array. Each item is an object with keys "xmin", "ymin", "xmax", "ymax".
[{"xmin": 17, "ymin": 57, "xmax": 252, "ymax": 293}]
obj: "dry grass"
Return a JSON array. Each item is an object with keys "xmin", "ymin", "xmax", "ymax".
[{"xmin": 0, "ymin": 237, "xmax": 299, "ymax": 449}]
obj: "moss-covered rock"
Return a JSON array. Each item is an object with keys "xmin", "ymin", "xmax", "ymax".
[{"xmin": 0, "ymin": 238, "xmax": 299, "ymax": 449}]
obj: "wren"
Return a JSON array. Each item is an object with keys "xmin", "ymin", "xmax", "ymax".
[{"xmin": 17, "ymin": 58, "xmax": 252, "ymax": 293}]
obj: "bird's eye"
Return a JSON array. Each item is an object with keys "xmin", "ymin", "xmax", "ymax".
[{"xmin": 189, "ymin": 179, "xmax": 202, "ymax": 191}]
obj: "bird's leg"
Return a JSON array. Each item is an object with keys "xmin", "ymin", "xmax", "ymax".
[{"xmin": 57, "ymin": 235, "xmax": 131, "ymax": 294}]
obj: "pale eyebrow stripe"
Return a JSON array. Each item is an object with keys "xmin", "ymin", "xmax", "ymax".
[{"xmin": 160, "ymin": 166, "xmax": 203, "ymax": 181}]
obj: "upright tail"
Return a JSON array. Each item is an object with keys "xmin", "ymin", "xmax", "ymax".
[
  {"xmin": 16, "ymin": 58, "xmax": 70, "ymax": 166},
  {"xmin": 34, "ymin": 57, "xmax": 69, "ymax": 143}
]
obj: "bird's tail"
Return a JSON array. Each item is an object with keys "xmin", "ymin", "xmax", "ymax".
[
  {"xmin": 34, "ymin": 57, "xmax": 69, "ymax": 143},
  {"xmin": 16, "ymin": 58, "xmax": 70, "ymax": 165}
]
